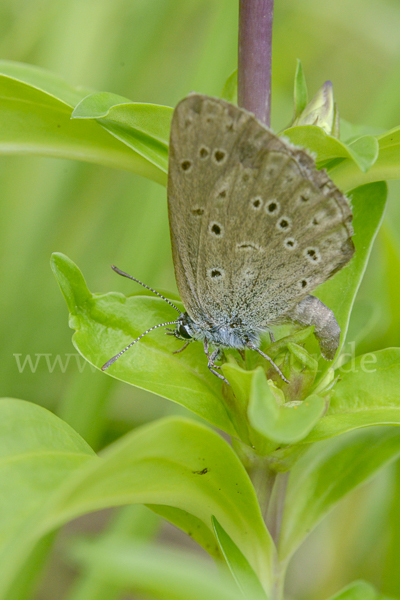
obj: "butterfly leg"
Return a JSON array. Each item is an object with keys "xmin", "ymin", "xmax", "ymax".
[
  {"xmin": 285, "ymin": 295, "xmax": 340, "ymax": 360},
  {"xmin": 247, "ymin": 342, "xmax": 290, "ymax": 384},
  {"xmin": 172, "ymin": 340, "xmax": 192, "ymax": 354},
  {"xmin": 204, "ymin": 340, "xmax": 229, "ymax": 384},
  {"xmin": 269, "ymin": 330, "xmax": 276, "ymax": 343}
]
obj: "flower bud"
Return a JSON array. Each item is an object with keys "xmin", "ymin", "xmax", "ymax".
[{"xmin": 293, "ymin": 80, "xmax": 339, "ymax": 137}]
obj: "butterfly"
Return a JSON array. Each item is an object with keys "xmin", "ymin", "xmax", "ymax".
[{"xmin": 102, "ymin": 94, "xmax": 354, "ymax": 384}]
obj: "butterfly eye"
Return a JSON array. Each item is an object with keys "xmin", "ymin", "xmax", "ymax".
[{"xmin": 178, "ymin": 324, "xmax": 192, "ymax": 340}]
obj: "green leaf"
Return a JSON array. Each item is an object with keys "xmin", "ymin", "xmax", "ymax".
[
  {"xmin": 348, "ymin": 136, "xmax": 380, "ymax": 172},
  {"xmin": 72, "ymin": 92, "xmax": 173, "ymax": 174},
  {"xmin": 293, "ymin": 59, "xmax": 308, "ymax": 119},
  {"xmin": 279, "ymin": 426, "xmax": 400, "ymax": 561},
  {"xmin": 283, "ymin": 125, "xmax": 379, "ymax": 173},
  {"xmin": 0, "ymin": 398, "xmax": 96, "ymax": 597},
  {"xmin": 248, "ymin": 368, "xmax": 325, "ymax": 444},
  {"xmin": 148, "ymin": 505, "xmax": 221, "ymax": 558},
  {"xmin": 1, "ymin": 405, "xmax": 274, "ymax": 597},
  {"xmin": 51, "ymin": 252, "xmax": 235, "ymax": 435},
  {"xmin": 327, "ymin": 580, "xmax": 379, "ymax": 600},
  {"xmin": 303, "ymin": 349, "xmax": 400, "ymax": 443},
  {"xmin": 0, "ymin": 59, "xmax": 92, "ymax": 107},
  {"xmin": 48, "ymin": 416, "xmax": 274, "ymax": 583},
  {"xmin": 313, "ymin": 182, "xmax": 387, "ymax": 371},
  {"xmin": 329, "ymin": 124, "xmax": 400, "ymax": 192},
  {"xmin": 70, "ymin": 539, "xmax": 250, "ymax": 600},
  {"xmin": 5, "ymin": 533, "xmax": 56, "ymax": 600},
  {"xmin": 0, "ymin": 62, "xmax": 167, "ymax": 185},
  {"xmin": 221, "ymin": 69, "xmax": 238, "ymax": 105},
  {"xmin": 212, "ymin": 516, "xmax": 268, "ymax": 600}
]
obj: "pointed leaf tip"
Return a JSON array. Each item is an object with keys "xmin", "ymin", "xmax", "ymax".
[
  {"xmin": 221, "ymin": 70, "xmax": 238, "ymax": 105},
  {"xmin": 294, "ymin": 59, "xmax": 308, "ymax": 119},
  {"xmin": 212, "ymin": 516, "xmax": 269, "ymax": 600},
  {"xmin": 71, "ymin": 92, "xmax": 133, "ymax": 119},
  {"xmin": 50, "ymin": 252, "xmax": 91, "ymax": 316}
]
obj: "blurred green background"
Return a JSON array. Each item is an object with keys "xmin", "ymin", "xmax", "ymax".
[{"xmin": 1, "ymin": 0, "xmax": 400, "ymax": 598}]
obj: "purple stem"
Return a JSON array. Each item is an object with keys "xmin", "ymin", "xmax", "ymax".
[{"xmin": 238, "ymin": 0, "xmax": 274, "ymax": 127}]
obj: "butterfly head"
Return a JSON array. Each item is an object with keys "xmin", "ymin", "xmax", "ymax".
[{"xmin": 174, "ymin": 312, "xmax": 197, "ymax": 341}]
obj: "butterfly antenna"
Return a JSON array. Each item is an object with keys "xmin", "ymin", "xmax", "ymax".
[
  {"xmin": 111, "ymin": 265, "xmax": 181, "ymax": 313},
  {"xmin": 101, "ymin": 320, "xmax": 178, "ymax": 371}
]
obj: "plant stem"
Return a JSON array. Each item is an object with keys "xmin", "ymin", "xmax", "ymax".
[
  {"xmin": 237, "ymin": 4, "xmax": 287, "ymax": 598},
  {"xmin": 266, "ymin": 472, "xmax": 289, "ymax": 547},
  {"xmin": 238, "ymin": 0, "xmax": 274, "ymax": 126}
]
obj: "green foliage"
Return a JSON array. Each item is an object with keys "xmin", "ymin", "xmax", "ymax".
[
  {"xmin": 0, "ymin": 398, "xmax": 95, "ymax": 598},
  {"xmin": 221, "ymin": 69, "xmax": 238, "ymax": 105},
  {"xmin": 70, "ymin": 537, "xmax": 259, "ymax": 600},
  {"xmin": 64, "ymin": 505, "xmax": 160, "ymax": 600},
  {"xmin": 72, "ymin": 93, "xmax": 172, "ymax": 176},
  {"xmin": 0, "ymin": 61, "xmax": 166, "ymax": 183},
  {"xmin": 327, "ymin": 580, "xmax": 392, "ymax": 600},
  {"xmin": 0, "ymin": 398, "xmax": 273, "ymax": 598},
  {"xmin": 284, "ymin": 125, "xmax": 379, "ymax": 174},
  {"xmin": 212, "ymin": 516, "xmax": 268, "ymax": 600},
  {"xmin": 293, "ymin": 60, "xmax": 308, "ymax": 120},
  {"xmin": 1, "ymin": 60, "xmax": 400, "ymax": 196},
  {"xmin": 50, "ymin": 252, "xmax": 235, "ymax": 434},
  {"xmin": 279, "ymin": 426, "xmax": 400, "ymax": 561},
  {"xmin": 304, "ymin": 349, "xmax": 400, "ymax": 443},
  {"xmin": 248, "ymin": 367, "xmax": 325, "ymax": 445}
]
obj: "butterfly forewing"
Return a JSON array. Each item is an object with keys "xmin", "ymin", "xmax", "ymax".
[{"xmin": 167, "ymin": 94, "xmax": 354, "ymax": 330}]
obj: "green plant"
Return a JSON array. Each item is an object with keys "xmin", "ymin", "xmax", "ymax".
[{"xmin": 2, "ymin": 2, "xmax": 400, "ymax": 599}]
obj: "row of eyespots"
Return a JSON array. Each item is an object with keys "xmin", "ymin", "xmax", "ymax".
[
  {"xmin": 207, "ymin": 270, "xmax": 314, "ymax": 289},
  {"xmin": 251, "ymin": 197, "xmax": 280, "ymax": 214},
  {"xmin": 207, "ymin": 267, "xmax": 257, "ymax": 281},
  {"xmin": 180, "ymin": 147, "xmax": 228, "ymax": 172},
  {"xmin": 283, "ymin": 237, "xmax": 321, "ymax": 262},
  {"xmin": 207, "ymin": 270, "xmax": 312, "ymax": 289},
  {"xmin": 250, "ymin": 190, "xmax": 311, "ymax": 213}
]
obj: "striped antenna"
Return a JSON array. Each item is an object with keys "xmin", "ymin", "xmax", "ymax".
[
  {"xmin": 111, "ymin": 266, "xmax": 180, "ymax": 313},
  {"xmin": 101, "ymin": 320, "xmax": 178, "ymax": 371}
]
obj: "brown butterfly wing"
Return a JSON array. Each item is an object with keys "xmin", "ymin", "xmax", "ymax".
[{"xmin": 167, "ymin": 94, "xmax": 354, "ymax": 328}]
